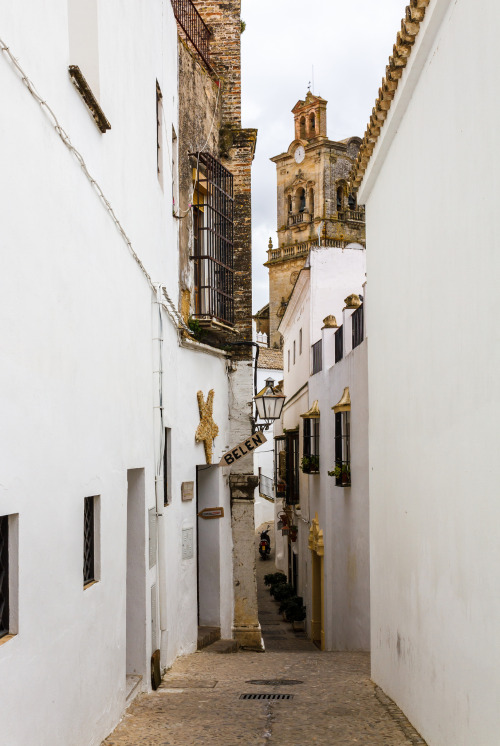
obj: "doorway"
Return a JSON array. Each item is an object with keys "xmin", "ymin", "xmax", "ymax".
[
  {"xmin": 196, "ymin": 465, "xmax": 221, "ymax": 630},
  {"xmin": 126, "ymin": 469, "xmax": 147, "ymax": 695}
]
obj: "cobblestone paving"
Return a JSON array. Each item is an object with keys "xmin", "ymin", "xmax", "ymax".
[{"xmin": 103, "ymin": 530, "xmax": 423, "ymax": 746}]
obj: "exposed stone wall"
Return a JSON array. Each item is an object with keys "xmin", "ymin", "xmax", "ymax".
[
  {"xmin": 194, "ymin": 0, "xmax": 241, "ymax": 127},
  {"xmin": 268, "ymin": 255, "xmax": 308, "ymax": 349},
  {"xmin": 177, "ymin": 39, "xmax": 221, "ymax": 301}
]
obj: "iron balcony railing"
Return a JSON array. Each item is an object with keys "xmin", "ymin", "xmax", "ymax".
[
  {"xmin": 171, "ymin": 0, "xmax": 211, "ymax": 71},
  {"xmin": 335, "ymin": 326, "xmax": 343, "ymax": 363},
  {"xmin": 352, "ymin": 304, "xmax": 364, "ymax": 350},
  {"xmin": 311, "ymin": 340, "xmax": 322, "ymax": 375}
]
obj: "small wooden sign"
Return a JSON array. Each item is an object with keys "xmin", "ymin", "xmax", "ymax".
[
  {"xmin": 219, "ymin": 431, "xmax": 267, "ymax": 466},
  {"xmin": 181, "ymin": 481, "xmax": 194, "ymax": 501},
  {"xmin": 198, "ymin": 507, "xmax": 225, "ymax": 520}
]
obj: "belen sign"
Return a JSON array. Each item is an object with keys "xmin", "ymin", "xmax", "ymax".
[{"xmin": 219, "ymin": 431, "xmax": 267, "ymax": 466}]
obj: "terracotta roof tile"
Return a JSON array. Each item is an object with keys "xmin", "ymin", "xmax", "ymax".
[
  {"xmin": 257, "ymin": 347, "xmax": 283, "ymax": 370},
  {"xmin": 351, "ymin": 0, "xmax": 431, "ymax": 191}
]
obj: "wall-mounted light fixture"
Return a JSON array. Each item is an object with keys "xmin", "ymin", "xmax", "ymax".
[{"xmin": 253, "ymin": 377, "xmax": 285, "ymax": 431}]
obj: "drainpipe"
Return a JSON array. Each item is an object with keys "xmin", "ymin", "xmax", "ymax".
[{"xmin": 154, "ymin": 286, "xmax": 168, "ymax": 644}]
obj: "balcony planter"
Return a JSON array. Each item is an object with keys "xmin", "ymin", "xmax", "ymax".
[
  {"xmin": 328, "ymin": 463, "xmax": 351, "ymax": 487},
  {"xmin": 300, "ymin": 455, "xmax": 319, "ymax": 474}
]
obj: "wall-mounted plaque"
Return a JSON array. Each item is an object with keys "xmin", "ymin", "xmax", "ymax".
[{"xmin": 181, "ymin": 481, "xmax": 194, "ymax": 501}]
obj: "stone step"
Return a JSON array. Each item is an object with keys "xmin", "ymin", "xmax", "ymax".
[
  {"xmin": 197, "ymin": 626, "xmax": 221, "ymax": 650},
  {"xmin": 203, "ymin": 639, "xmax": 240, "ymax": 654}
]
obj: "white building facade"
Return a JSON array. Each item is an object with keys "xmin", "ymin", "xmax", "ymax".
[
  {"xmin": 355, "ymin": 0, "xmax": 500, "ymax": 743},
  {"xmin": 273, "ymin": 245, "xmax": 369, "ymax": 650},
  {"xmin": 0, "ymin": 2, "xmax": 254, "ymax": 744}
]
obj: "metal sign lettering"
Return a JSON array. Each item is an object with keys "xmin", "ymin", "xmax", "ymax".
[
  {"xmin": 197, "ymin": 507, "xmax": 224, "ymax": 520},
  {"xmin": 219, "ymin": 431, "xmax": 267, "ymax": 466}
]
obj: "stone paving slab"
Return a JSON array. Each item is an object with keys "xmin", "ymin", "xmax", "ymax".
[{"xmin": 103, "ymin": 529, "xmax": 424, "ymax": 745}]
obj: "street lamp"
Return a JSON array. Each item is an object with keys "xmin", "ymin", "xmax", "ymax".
[{"xmin": 253, "ymin": 377, "xmax": 285, "ymax": 430}]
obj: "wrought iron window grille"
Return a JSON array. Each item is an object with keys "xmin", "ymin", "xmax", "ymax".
[
  {"xmin": 302, "ymin": 418, "xmax": 320, "ymax": 473},
  {"xmin": 352, "ymin": 304, "xmax": 364, "ymax": 350},
  {"xmin": 83, "ymin": 497, "xmax": 95, "ymax": 586},
  {"xmin": 285, "ymin": 430, "xmax": 300, "ymax": 506},
  {"xmin": 274, "ymin": 435, "xmax": 286, "ymax": 498},
  {"xmin": 334, "ymin": 412, "xmax": 351, "ymax": 487},
  {"xmin": 171, "ymin": 0, "xmax": 212, "ymax": 72},
  {"xmin": 190, "ymin": 152, "xmax": 234, "ymax": 326},
  {"xmin": 0, "ymin": 516, "xmax": 9, "ymax": 638}
]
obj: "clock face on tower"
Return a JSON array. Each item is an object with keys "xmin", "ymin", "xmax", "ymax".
[{"xmin": 294, "ymin": 145, "xmax": 305, "ymax": 164}]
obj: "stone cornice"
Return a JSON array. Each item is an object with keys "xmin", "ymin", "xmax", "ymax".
[{"xmin": 351, "ymin": 0, "xmax": 431, "ymax": 191}]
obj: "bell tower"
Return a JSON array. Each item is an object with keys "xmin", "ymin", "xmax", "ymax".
[{"xmin": 265, "ymin": 93, "xmax": 366, "ymax": 348}]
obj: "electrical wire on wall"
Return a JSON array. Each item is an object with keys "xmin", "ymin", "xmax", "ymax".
[{"xmin": 0, "ymin": 36, "xmax": 190, "ymax": 335}]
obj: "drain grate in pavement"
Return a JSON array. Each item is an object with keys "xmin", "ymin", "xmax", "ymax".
[
  {"xmin": 240, "ymin": 693, "xmax": 294, "ymax": 700},
  {"xmin": 247, "ymin": 680, "xmax": 303, "ymax": 686}
]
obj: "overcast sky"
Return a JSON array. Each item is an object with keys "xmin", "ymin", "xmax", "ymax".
[{"xmin": 240, "ymin": 0, "xmax": 406, "ymax": 312}]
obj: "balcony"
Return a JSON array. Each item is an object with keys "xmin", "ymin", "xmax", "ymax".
[
  {"xmin": 267, "ymin": 238, "xmax": 348, "ymax": 263},
  {"xmin": 352, "ymin": 305, "xmax": 364, "ymax": 350},
  {"xmin": 171, "ymin": 0, "xmax": 211, "ymax": 71},
  {"xmin": 288, "ymin": 212, "xmax": 310, "ymax": 227}
]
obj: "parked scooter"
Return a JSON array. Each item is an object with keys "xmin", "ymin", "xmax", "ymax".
[{"xmin": 259, "ymin": 526, "xmax": 271, "ymax": 560}]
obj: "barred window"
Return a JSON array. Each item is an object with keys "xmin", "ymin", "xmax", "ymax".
[
  {"xmin": 83, "ymin": 497, "xmax": 95, "ymax": 586},
  {"xmin": 334, "ymin": 412, "xmax": 351, "ymax": 487},
  {"xmin": 302, "ymin": 418, "xmax": 320, "ymax": 473},
  {"xmin": 190, "ymin": 152, "xmax": 234, "ymax": 326}
]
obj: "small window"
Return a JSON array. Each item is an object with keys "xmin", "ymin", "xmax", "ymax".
[
  {"xmin": 310, "ymin": 112, "xmax": 316, "ymax": 133},
  {"xmin": 302, "ymin": 418, "xmax": 320, "ymax": 473},
  {"xmin": 164, "ymin": 428, "xmax": 171, "ymax": 506},
  {"xmin": 83, "ymin": 496, "xmax": 98, "ymax": 587},
  {"xmin": 0, "ymin": 514, "xmax": 18, "ymax": 641},
  {"xmin": 156, "ymin": 81, "xmax": 163, "ymax": 187},
  {"xmin": 348, "ymin": 193, "xmax": 356, "ymax": 209},
  {"xmin": 288, "ymin": 195, "xmax": 293, "ymax": 213},
  {"xmin": 298, "ymin": 188, "xmax": 306, "ymax": 213},
  {"xmin": 299, "ymin": 328, "xmax": 302, "ymax": 355},
  {"xmin": 293, "ymin": 340, "xmax": 296, "ymax": 364},
  {"xmin": 334, "ymin": 412, "xmax": 351, "ymax": 487}
]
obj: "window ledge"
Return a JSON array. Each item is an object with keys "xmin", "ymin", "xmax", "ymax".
[
  {"xmin": 68, "ymin": 66, "xmax": 111, "ymax": 133},
  {"xmin": 0, "ymin": 634, "xmax": 16, "ymax": 647},
  {"xmin": 84, "ymin": 579, "xmax": 99, "ymax": 591}
]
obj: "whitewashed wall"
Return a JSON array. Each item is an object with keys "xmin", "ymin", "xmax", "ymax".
[
  {"xmin": 276, "ymin": 248, "xmax": 368, "ymax": 649},
  {"xmin": 358, "ymin": 0, "xmax": 500, "ymax": 742},
  {"xmin": 0, "ymin": 2, "xmax": 235, "ymax": 744}
]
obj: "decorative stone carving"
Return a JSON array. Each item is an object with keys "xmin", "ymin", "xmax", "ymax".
[
  {"xmin": 195, "ymin": 389, "xmax": 219, "ymax": 464},
  {"xmin": 332, "ymin": 387, "xmax": 351, "ymax": 413},
  {"xmin": 300, "ymin": 400, "xmax": 320, "ymax": 419},
  {"xmin": 308, "ymin": 513, "xmax": 324, "ymax": 557},
  {"xmin": 343, "ymin": 293, "xmax": 361, "ymax": 310},
  {"xmin": 322, "ymin": 315, "xmax": 338, "ymax": 328}
]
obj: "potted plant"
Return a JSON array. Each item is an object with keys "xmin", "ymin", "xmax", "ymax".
[
  {"xmin": 278, "ymin": 596, "xmax": 306, "ymax": 623},
  {"xmin": 300, "ymin": 454, "xmax": 320, "ymax": 474},
  {"xmin": 328, "ymin": 462, "xmax": 351, "ymax": 486}
]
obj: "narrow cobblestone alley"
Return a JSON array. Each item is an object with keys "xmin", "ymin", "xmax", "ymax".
[{"xmin": 103, "ymin": 531, "xmax": 425, "ymax": 746}]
